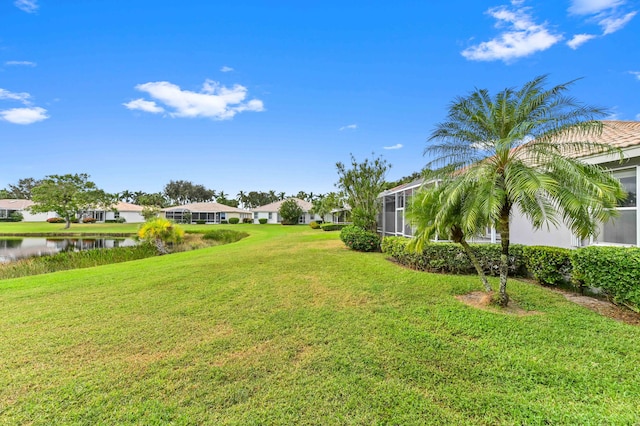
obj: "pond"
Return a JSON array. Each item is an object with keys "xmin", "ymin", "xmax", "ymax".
[{"xmin": 0, "ymin": 237, "xmax": 137, "ymax": 263}]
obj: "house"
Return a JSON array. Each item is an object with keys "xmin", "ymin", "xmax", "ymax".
[
  {"xmin": 252, "ymin": 198, "xmax": 319, "ymax": 224},
  {"xmin": 379, "ymin": 120, "xmax": 640, "ymax": 248},
  {"xmin": 0, "ymin": 199, "xmax": 53, "ymax": 222},
  {"xmin": 163, "ymin": 202, "xmax": 252, "ymax": 224},
  {"xmin": 85, "ymin": 201, "xmax": 146, "ymax": 223}
]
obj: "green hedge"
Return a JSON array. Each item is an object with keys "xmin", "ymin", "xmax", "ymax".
[
  {"xmin": 522, "ymin": 246, "xmax": 572, "ymax": 286},
  {"xmin": 381, "ymin": 237, "xmax": 527, "ymax": 277},
  {"xmin": 228, "ymin": 218, "xmax": 240, "ymax": 224},
  {"xmin": 309, "ymin": 221, "xmax": 321, "ymax": 229},
  {"xmin": 339, "ymin": 225, "xmax": 380, "ymax": 252},
  {"xmin": 320, "ymin": 223, "xmax": 346, "ymax": 231},
  {"xmin": 258, "ymin": 218, "xmax": 268, "ymax": 224},
  {"xmin": 572, "ymin": 246, "xmax": 640, "ymax": 311}
]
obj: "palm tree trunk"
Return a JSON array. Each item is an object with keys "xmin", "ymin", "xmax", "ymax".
[
  {"xmin": 459, "ymin": 239, "xmax": 492, "ymax": 293},
  {"xmin": 497, "ymin": 212, "xmax": 510, "ymax": 307}
]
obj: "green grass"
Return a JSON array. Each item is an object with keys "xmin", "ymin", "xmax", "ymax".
[{"xmin": 1, "ymin": 225, "xmax": 639, "ymax": 424}]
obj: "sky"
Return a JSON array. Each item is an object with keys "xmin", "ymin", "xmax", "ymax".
[{"xmin": 1, "ymin": 0, "xmax": 639, "ymax": 198}]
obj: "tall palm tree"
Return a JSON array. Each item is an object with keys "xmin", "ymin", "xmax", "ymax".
[{"xmin": 422, "ymin": 75, "xmax": 626, "ymax": 306}]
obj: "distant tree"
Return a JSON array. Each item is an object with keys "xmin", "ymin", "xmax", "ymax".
[
  {"xmin": 30, "ymin": 174, "xmax": 116, "ymax": 229},
  {"xmin": 141, "ymin": 205, "xmax": 161, "ymax": 221},
  {"xmin": 311, "ymin": 192, "xmax": 344, "ymax": 221},
  {"xmin": 163, "ymin": 180, "xmax": 215, "ymax": 205},
  {"xmin": 138, "ymin": 218, "xmax": 184, "ymax": 254},
  {"xmin": 119, "ymin": 190, "xmax": 134, "ymax": 203},
  {"xmin": 236, "ymin": 190, "xmax": 247, "ymax": 208},
  {"xmin": 5, "ymin": 177, "xmax": 42, "ymax": 199},
  {"xmin": 336, "ymin": 154, "xmax": 390, "ymax": 232},
  {"xmin": 0, "ymin": 189, "xmax": 9, "ymax": 199},
  {"xmin": 277, "ymin": 191, "xmax": 286, "ymax": 201},
  {"xmin": 279, "ymin": 199, "xmax": 303, "ymax": 225}
]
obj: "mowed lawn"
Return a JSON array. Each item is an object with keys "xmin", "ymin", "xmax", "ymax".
[{"xmin": 1, "ymin": 225, "xmax": 639, "ymax": 424}]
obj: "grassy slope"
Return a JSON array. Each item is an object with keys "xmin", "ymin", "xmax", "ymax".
[{"xmin": 1, "ymin": 225, "xmax": 639, "ymax": 425}]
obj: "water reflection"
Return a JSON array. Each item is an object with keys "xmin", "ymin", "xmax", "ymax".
[{"xmin": 0, "ymin": 238, "xmax": 137, "ymax": 263}]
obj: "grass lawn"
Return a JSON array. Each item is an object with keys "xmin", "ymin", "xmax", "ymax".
[{"xmin": 1, "ymin": 225, "xmax": 639, "ymax": 424}]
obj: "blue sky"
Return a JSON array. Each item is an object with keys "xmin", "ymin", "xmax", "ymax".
[{"xmin": 1, "ymin": 0, "xmax": 639, "ymax": 197}]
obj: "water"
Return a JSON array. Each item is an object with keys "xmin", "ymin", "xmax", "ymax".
[{"xmin": 0, "ymin": 237, "xmax": 137, "ymax": 263}]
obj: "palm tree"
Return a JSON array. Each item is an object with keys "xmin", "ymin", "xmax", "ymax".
[{"xmin": 422, "ymin": 75, "xmax": 626, "ymax": 306}]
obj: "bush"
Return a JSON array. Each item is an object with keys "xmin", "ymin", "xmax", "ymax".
[
  {"xmin": 228, "ymin": 218, "xmax": 240, "ymax": 224},
  {"xmin": 320, "ymin": 223, "xmax": 346, "ymax": 231},
  {"xmin": 523, "ymin": 246, "xmax": 572, "ymax": 286},
  {"xmin": 279, "ymin": 199, "xmax": 303, "ymax": 225},
  {"xmin": 0, "ymin": 212, "xmax": 23, "ymax": 222},
  {"xmin": 242, "ymin": 218, "xmax": 252, "ymax": 223},
  {"xmin": 340, "ymin": 225, "xmax": 381, "ymax": 252},
  {"xmin": 221, "ymin": 220, "xmax": 228, "ymax": 224},
  {"xmin": 381, "ymin": 237, "xmax": 527, "ymax": 277},
  {"xmin": 105, "ymin": 217, "xmax": 127, "ymax": 223},
  {"xmin": 46, "ymin": 217, "xmax": 65, "ymax": 223},
  {"xmin": 309, "ymin": 221, "xmax": 321, "ymax": 229},
  {"xmin": 82, "ymin": 217, "xmax": 97, "ymax": 223},
  {"xmin": 196, "ymin": 220, "xmax": 206, "ymax": 225},
  {"xmin": 571, "ymin": 246, "xmax": 640, "ymax": 310},
  {"xmin": 259, "ymin": 218, "xmax": 268, "ymax": 224}
]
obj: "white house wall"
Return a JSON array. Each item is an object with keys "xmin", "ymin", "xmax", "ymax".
[{"xmin": 509, "ymin": 207, "xmax": 575, "ymax": 248}]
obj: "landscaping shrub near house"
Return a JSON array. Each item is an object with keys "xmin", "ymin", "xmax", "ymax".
[
  {"xmin": 82, "ymin": 217, "xmax": 97, "ymax": 223},
  {"xmin": 0, "ymin": 212, "xmax": 23, "ymax": 222},
  {"xmin": 320, "ymin": 223, "xmax": 346, "ymax": 231},
  {"xmin": 242, "ymin": 218, "xmax": 252, "ymax": 223},
  {"xmin": 228, "ymin": 218, "xmax": 240, "ymax": 224},
  {"xmin": 46, "ymin": 217, "xmax": 65, "ymax": 223},
  {"xmin": 309, "ymin": 221, "xmax": 321, "ymax": 229},
  {"xmin": 571, "ymin": 246, "xmax": 640, "ymax": 311},
  {"xmin": 523, "ymin": 245, "xmax": 572, "ymax": 286},
  {"xmin": 340, "ymin": 225, "xmax": 380, "ymax": 252},
  {"xmin": 381, "ymin": 236, "xmax": 527, "ymax": 277},
  {"xmin": 196, "ymin": 220, "xmax": 206, "ymax": 225},
  {"xmin": 259, "ymin": 218, "xmax": 268, "ymax": 224},
  {"xmin": 221, "ymin": 220, "xmax": 228, "ymax": 224}
]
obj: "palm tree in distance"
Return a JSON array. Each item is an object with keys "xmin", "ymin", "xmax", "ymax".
[{"xmin": 415, "ymin": 75, "xmax": 626, "ymax": 306}]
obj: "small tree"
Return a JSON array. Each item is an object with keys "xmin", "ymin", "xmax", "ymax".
[
  {"xmin": 279, "ymin": 199, "xmax": 303, "ymax": 225},
  {"xmin": 141, "ymin": 206, "xmax": 161, "ymax": 221},
  {"xmin": 30, "ymin": 174, "xmax": 115, "ymax": 229},
  {"xmin": 336, "ymin": 154, "xmax": 390, "ymax": 232},
  {"xmin": 138, "ymin": 218, "xmax": 184, "ymax": 254}
]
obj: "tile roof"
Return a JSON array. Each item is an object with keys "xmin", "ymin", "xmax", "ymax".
[
  {"xmin": 252, "ymin": 198, "xmax": 313, "ymax": 212},
  {"xmin": 553, "ymin": 120, "xmax": 640, "ymax": 158},
  {"xmin": 113, "ymin": 201, "xmax": 144, "ymax": 212},
  {"xmin": 0, "ymin": 199, "xmax": 34, "ymax": 210},
  {"xmin": 163, "ymin": 202, "xmax": 251, "ymax": 214}
]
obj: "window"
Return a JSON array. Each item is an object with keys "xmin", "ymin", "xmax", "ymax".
[
  {"xmin": 114, "ymin": 212, "xmax": 120, "ymax": 219},
  {"xmin": 268, "ymin": 212, "xmax": 272, "ymax": 220},
  {"xmin": 598, "ymin": 168, "xmax": 637, "ymax": 245},
  {"xmin": 254, "ymin": 212, "xmax": 258, "ymax": 219}
]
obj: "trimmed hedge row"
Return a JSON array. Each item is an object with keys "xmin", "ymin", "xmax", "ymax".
[
  {"xmin": 320, "ymin": 223, "xmax": 347, "ymax": 231},
  {"xmin": 382, "ymin": 237, "xmax": 640, "ymax": 311},
  {"xmin": 571, "ymin": 246, "xmax": 640, "ymax": 311},
  {"xmin": 381, "ymin": 237, "xmax": 527, "ymax": 277}
]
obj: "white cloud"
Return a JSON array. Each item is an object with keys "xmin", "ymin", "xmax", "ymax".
[
  {"xmin": 126, "ymin": 79, "xmax": 264, "ymax": 120},
  {"xmin": 567, "ymin": 33, "xmax": 597, "ymax": 48},
  {"xmin": 569, "ymin": 0, "xmax": 624, "ymax": 15},
  {"xmin": 339, "ymin": 124, "xmax": 358, "ymax": 131},
  {"xmin": 14, "ymin": 0, "xmax": 38, "ymax": 13},
  {"xmin": 461, "ymin": 1, "xmax": 562, "ymax": 62},
  {"xmin": 220, "ymin": 66, "xmax": 234, "ymax": 72},
  {"xmin": 599, "ymin": 11, "xmax": 637, "ymax": 34},
  {"xmin": 4, "ymin": 60, "xmax": 37, "ymax": 67},
  {"xmin": 0, "ymin": 88, "xmax": 31, "ymax": 104},
  {"xmin": 629, "ymin": 71, "xmax": 640, "ymax": 80},
  {"xmin": 636, "ymin": 113, "xmax": 640, "ymax": 120},
  {"xmin": 0, "ymin": 107, "xmax": 48, "ymax": 124},
  {"xmin": 123, "ymin": 98, "xmax": 165, "ymax": 113},
  {"xmin": 383, "ymin": 144, "xmax": 403, "ymax": 150}
]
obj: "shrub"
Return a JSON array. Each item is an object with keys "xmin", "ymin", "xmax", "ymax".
[
  {"xmin": 196, "ymin": 220, "xmax": 206, "ymax": 225},
  {"xmin": 320, "ymin": 223, "xmax": 346, "ymax": 231},
  {"xmin": 221, "ymin": 220, "xmax": 228, "ymax": 224},
  {"xmin": 381, "ymin": 237, "xmax": 527, "ymax": 277},
  {"xmin": 309, "ymin": 221, "xmax": 321, "ymax": 229},
  {"xmin": 340, "ymin": 225, "xmax": 381, "ymax": 252},
  {"xmin": 523, "ymin": 246, "xmax": 572, "ymax": 286},
  {"xmin": 259, "ymin": 218, "xmax": 268, "ymax": 224},
  {"xmin": 46, "ymin": 217, "xmax": 65, "ymax": 223},
  {"xmin": 0, "ymin": 212, "xmax": 23, "ymax": 222},
  {"xmin": 242, "ymin": 218, "xmax": 252, "ymax": 223},
  {"xmin": 571, "ymin": 246, "xmax": 640, "ymax": 310},
  {"xmin": 279, "ymin": 199, "xmax": 303, "ymax": 225},
  {"xmin": 229, "ymin": 218, "xmax": 240, "ymax": 224},
  {"xmin": 82, "ymin": 217, "xmax": 97, "ymax": 223}
]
